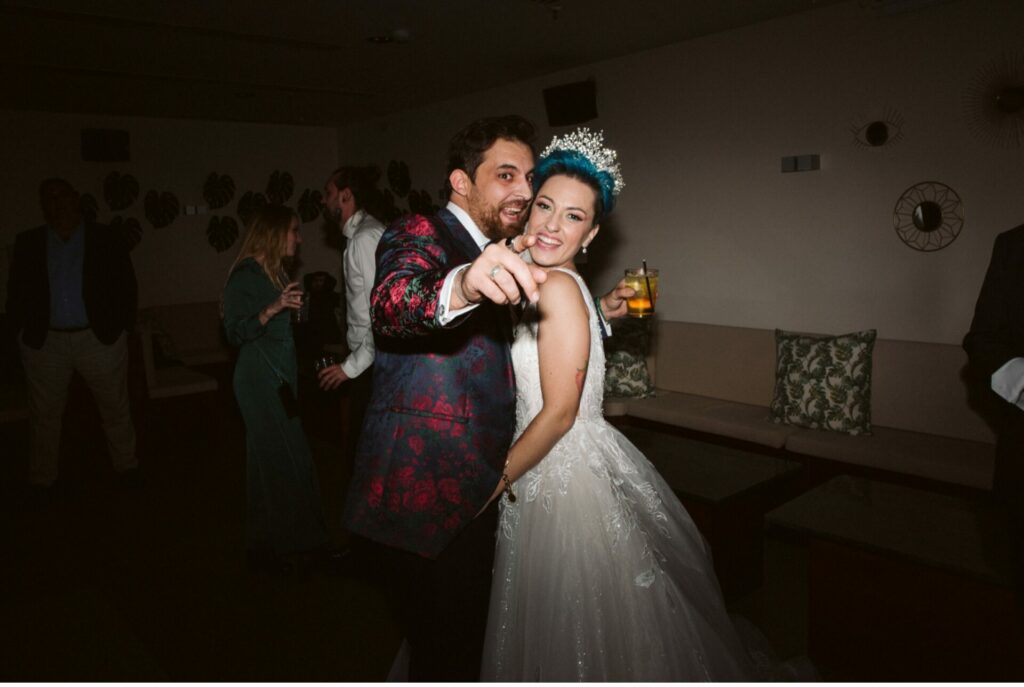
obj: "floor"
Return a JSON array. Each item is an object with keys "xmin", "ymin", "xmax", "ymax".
[
  {"xmin": 1, "ymin": 364, "xmax": 814, "ymax": 681},
  {"xmin": 1, "ymin": 366, "xmax": 402, "ymax": 681}
]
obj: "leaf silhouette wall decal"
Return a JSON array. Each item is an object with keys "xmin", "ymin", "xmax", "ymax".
[
  {"xmin": 266, "ymin": 170, "xmax": 294, "ymax": 205},
  {"xmin": 387, "ymin": 160, "xmax": 411, "ymax": 198},
  {"xmin": 207, "ymin": 216, "xmax": 239, "ymax": 252},
  {"xmin": 144, "ymin": 190, "xmax": 180, "ymax": 228},
  {"xmin": 237, "ymin": 191, "xmax": 267, "ymax": 228},
  {"xmin": 103, "ymin": 172, "xmax": 139, "ymax": 211},
  {"xmin": 298, "ymin": 188, "xmax": 323, "ymax": 223},
  {"xmin": 408, "ymin": 188, "xmax": 438, "ymax": 216},
  {"xmin": 203, "ymin": 173, "xmax": 236, "ymax": 210}
]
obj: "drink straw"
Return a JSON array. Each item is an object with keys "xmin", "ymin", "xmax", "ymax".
[{"xmin": 641, "ymin": 259, "xmax": 653, "ymax": 305}]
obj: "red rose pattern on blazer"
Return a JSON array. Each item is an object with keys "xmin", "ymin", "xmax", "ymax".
[{"xmin": 343, "ymin": 209, "xmax": 516, "ymax": 558}]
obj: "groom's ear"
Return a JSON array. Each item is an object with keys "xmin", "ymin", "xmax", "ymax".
[{"xmin": 449, "ymin": 169, "xmax": 471, "ymax": 198}]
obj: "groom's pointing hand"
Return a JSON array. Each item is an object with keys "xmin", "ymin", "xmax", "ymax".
[{"xmin": 455, "ymin": 235, "xmax": 547, "ymax": 309}]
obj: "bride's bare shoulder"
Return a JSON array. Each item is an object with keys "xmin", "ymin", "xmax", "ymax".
[{"xmin": 537, "ymin": 270, "xmax": 587, "ymax": 315}]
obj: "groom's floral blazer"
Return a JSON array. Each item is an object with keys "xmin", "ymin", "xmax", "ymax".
[{"xmin": 342, "ymin": 208, "xmax": 516, "ymax": 559}]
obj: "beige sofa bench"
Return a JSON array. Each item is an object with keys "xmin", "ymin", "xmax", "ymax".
[
  {"xmin": 139, "ymin": 301, "xmax": 232, "ymax": 367},
  {"xmin": 137, "ymin": 301, "xmax": 229, "ymax": 400},
  {"xmin": 605, "ymin": 321, "xmax": 997, "ymax": 491}
]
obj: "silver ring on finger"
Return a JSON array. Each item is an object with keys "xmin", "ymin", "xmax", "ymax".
[{"xmin": 489, "ymin": 264, "xmax": 503, "ymax": 280}]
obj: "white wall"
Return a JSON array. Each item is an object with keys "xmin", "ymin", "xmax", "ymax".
[
  {"xmin": 0, "ymin": 110, "xmax": 339, "ymax": 309},
  {"xmin": 336, "ymin": 0, "xmax": 1024, "ymax": 345}
]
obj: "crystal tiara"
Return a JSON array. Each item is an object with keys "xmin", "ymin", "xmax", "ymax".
[{"xmin": 540, "ymin": 128, "xmax": 624, "ymax": 196}]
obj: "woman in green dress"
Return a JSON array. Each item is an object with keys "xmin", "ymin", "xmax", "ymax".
[{"xmin": 222, "ymin": 205, "xmax": 328, "ymax": 573}]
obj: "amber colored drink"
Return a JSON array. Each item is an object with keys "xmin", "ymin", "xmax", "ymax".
[{"xmin": 624, "ymin": 268, "xmax": 658, "ymax": 318}]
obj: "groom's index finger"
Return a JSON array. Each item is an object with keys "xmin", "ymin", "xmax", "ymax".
[
  {"xmin": 514, "ymin": 234, "xmax": 537, "ymax": 254},
  {"xmin": 500, "ymin": 248, "xmax": 544, "ymax": 303}
]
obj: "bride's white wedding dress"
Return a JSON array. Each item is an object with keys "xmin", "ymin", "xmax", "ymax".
[{"xmin": 481, "ymin": 268, "xmax": 756, "ymax": 682}]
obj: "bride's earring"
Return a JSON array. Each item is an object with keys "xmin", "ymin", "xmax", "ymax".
[{"xmin": 581, "ymin": 243, "xmax": 588, "ymax": 255}]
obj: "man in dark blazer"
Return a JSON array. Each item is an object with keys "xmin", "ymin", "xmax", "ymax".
[
  {"xmin": 963, "ymin": 222, "xmax": 1024, "ymax": 597},
  {"xmin": 343, "ymin": 116, "xmax": 628, "ymax": 680},
  {"xmin": 6, "ymin": 178, "xmax": 138, "ymax": 490}
]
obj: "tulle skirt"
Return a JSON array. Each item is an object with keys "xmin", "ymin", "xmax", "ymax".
[{"xmin": 481, "ymin": 419, "xmax": 755, "ymax": 682}]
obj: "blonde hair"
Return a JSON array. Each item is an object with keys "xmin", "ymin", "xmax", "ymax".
[{"xmin": 226, "ymin": 205, "xmax": 299, "ymax": 290}]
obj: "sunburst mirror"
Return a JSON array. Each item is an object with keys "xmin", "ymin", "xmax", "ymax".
[{"xmin": 963, "ymin": 51, "xmax": 1024, "ymax": 148}]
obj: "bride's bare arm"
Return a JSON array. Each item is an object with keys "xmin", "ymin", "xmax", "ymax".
[{"xmin": 484, "ymin": 271, "xmax": 591, "ymax": 506}]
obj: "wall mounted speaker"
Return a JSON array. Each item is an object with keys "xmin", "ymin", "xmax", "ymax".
[
  {"xmin": 81, "ymin": 128, "xmax": 130, "ymax": 162},
  {"xmin": 543, "ymin": 80, "xmax": 597, "ymax": 127}
]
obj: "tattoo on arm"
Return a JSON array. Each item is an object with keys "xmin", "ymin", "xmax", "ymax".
[{"xmin": 575, "ymin": 364, "xmax": 588, "ymax": 394}]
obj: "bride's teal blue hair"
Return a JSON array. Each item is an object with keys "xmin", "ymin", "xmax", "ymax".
[{"xmin": 532, "ymin": 149, "xmax": 617, "ymax": 223}]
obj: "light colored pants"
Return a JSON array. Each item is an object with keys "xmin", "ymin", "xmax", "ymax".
[{"xmin": 19, "ymin": 329, "xmax": 137, "ymax": 486}]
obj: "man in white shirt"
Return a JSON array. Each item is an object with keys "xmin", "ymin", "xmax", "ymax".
[
  {"xmin": 317, "ymin": 167, "xmax": 387, "ymax": 454},
  {"xmin": 963, "ymin": 221, "xmax": 1024, "ymax": 602}
]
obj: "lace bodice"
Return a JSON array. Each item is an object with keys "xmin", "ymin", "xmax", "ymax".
[{"xmin": 512, "ymin": 267, "xmax": 605, "ymax": 435}]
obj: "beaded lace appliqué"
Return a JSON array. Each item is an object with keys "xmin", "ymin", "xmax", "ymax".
[{"xmin": 498, "ymin": 269, "xmax": 670, "ymax": 585}]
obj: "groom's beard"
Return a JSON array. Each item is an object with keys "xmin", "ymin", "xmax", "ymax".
[{"xmin": 472, "ymin": 197, "xmax": 529, "ymax": 241}]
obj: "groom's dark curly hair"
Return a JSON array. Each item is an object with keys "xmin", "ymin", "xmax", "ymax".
[{"xmin": 444, "ymin": 115, "xmax": 536, "ymax": 198}]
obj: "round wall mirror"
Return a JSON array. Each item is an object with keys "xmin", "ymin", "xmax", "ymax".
[{"xmin": 893, "ymin": 181, "xmax": 964, "ymax": 252}]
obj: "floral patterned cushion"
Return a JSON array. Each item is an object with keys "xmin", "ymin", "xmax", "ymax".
[
  {"xmin": 770, "ymin": 328, "xmax": 876, "ymax": 435},
  {"xmin": 604, "ymin": 317, "xmax": 655, "ymax": 399}
]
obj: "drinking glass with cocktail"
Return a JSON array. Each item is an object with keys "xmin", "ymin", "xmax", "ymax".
[{"xmin": 624, "ymin": 264, "xmax": 658, "ymax": 318}]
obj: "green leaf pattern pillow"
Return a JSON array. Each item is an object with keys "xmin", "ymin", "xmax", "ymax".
[
  {"xmin": 770, "ymin": 329, "xmax": 876, "ymax": 435},
  {"xmin": 604, "ymin": 317, "xmax": 655, "ymax": 399}
]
